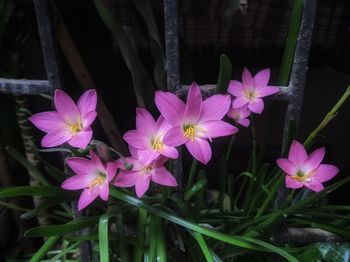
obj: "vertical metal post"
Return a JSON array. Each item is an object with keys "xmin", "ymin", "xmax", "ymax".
[
  {"xmin": 33, "ymin": 0, "xmax": 62, "ymax": 94},
  {"xmin": 164, "ymin": 0, "xmax": 183, "ymax": 190},
  {"xmin": 282, "ymin": 0, "xmax": 317, "ymax": 152},
  {"xmin": 277, "ymin": 0, "xmax": 317, "ymax": 208}
]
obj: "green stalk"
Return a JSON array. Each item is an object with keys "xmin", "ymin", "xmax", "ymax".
[
  {"xmin": 29, "ymin": 236, "xmax": 61, "ymax": 262},
  {"xmin": 133, "ymin": 208, "xmax": 147, "ymax": 262},
  {"xmin": 187, "ymin": 159, "xmax": 199, "ymax": 189},
  {"xmin": 304, "ymin": 85, "xmax": 350, "ymax": 148},
  {"xmin": 278, "ymin": 0, "xmax": 304, "ymax": 85},
  {"xmin": 154, "ymin": 216, "xmax": 167, "ymax": 262},
  {"xmin": 116, "ymin": 213, "xmax": 130, "ymax": 262}
]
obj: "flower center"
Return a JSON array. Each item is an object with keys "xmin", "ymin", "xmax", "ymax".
[
  {"xmin": 151, "ymin": 137, "xmax": 164, "ymax": 151},
  {"xmin": 69, "ymin": 119, "xmax": 83, "ymax": 134},
  {"xmin": 292, "ymin": 170, "xmax": 311, "ymax": 182},
  {"xmin": 245, "ymin": 90, "xmax": 257, "ymax": 100},
  {"xmin": 89, "ymin": 172, "xmax": 106, "ymax": 189},
  {"xmin": 183, "ymin": 124, "xmax": 196, "ymax": 141}
]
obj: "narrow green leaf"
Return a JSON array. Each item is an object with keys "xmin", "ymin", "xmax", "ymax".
[
  {"xmin": 25, "ymin": 216, "xmax": 99, "ymax": 237},
  {"xmin": 154, "ymin": 216, "xmax": 167, "ymax": 262},
  {"xmin": 184, "ymin": 178, "xmax": 207, "ymax": 201},
  {"xmin": 29, "ymin": 236, "xmax": 60, "ymax": 262},
  {"xmin": 134, "ymin": 208, "xmax": 147, "ymax": 262},
  {"xmin": 99, "ymin": 213, "xmax": 110, "ymax": 262},
  {"xmin": 116, "ymin": 213, "xmax": 130, "ymax": 262},
  {"xmin": 216, "ymin": 54, "xmax": 232, "ymax": 93},
  {"xmin": 6, "ymin": 146, "xmax": 49, "ymax": 185},
  {"xmin": 0, "ymin": 186, "xmax": 65, "ymax": 198},
  {"xmin": 48, "ymin": 241, "xmax": 82, "ymax": 262},
  {"xmin": 191, "ymin": 232, "xmax": 214, "ymax": 262}
]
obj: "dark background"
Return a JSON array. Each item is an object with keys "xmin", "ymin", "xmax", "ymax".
[{"xmin": 1, "ymin": 0, "xmax": 350, "ymax": 255}]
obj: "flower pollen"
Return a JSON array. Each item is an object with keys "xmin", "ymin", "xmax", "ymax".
[
  {"xmin": 183, "ymin": 124, "xmax": 196, "ymax": 141},
  {"xmin": 69, "ymin": 119, "xmax": 83, "ymax": 134},
  {"xmin": 89, "ymin": 172, "xmax": 106, "ymax": 190},
  {"xmin": 292, "ymin": 170, "xmax": 311, "ymax": 183},
  {"xmin": 151, "ymin": 137, "xmax": 164, "ymax": 151}
]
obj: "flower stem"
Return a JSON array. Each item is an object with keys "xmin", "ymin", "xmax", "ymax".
[
  {"xmin": 304, "ymin": 85, "xmax": 350, "ymax": 148},
  {"xmin": 225, "ymin": 134, "xmax": 236, "ymax": 161},
  {"xmin": 187, "ymin": 159, "xmax": 199, "ymax": 189}
]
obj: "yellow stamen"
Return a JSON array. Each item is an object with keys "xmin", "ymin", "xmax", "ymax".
[
  {"xmin": 292, "ymin": 170, "xmax": 311, "ymax": 182},
  {"xmin": 151, "ymin": 137, "xmax": 164, "ymax": 151},
  {"xmin": 69, "ymin": 119, "xmax": 83, "ymax": 134},
  {"xmin": 183, "ymin": 124, "xmax": 196, "ymax": 141},
  {"xmin": 89, "ymin": 173, "xmax": 106, "ymax": 190},
  {"xmin": 245, "ymin": 90, "xmax": 257, "ymax": 100}
]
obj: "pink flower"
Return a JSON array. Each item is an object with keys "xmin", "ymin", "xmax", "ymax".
[
  {"xmin": 29, "ymin": 89, "xmax": 97, "ymax": 149},
  {"xmin": 276, "ymin": 140, "xmax": 339, "ymax": 192},
  {"xmin": 123, "ymin": 108, "xmax": 178, "ymax": 163},
  {"xmin": 227, "ymin": 100, "xmax": 251, "ymax": 127},
  {"xmin": 114, "ymin": 147, "xmax": 177, "ymax": 197},
  {"xmin": 155, "ymin": 82, "xmax": 238, "ymax": 164},
  {"xmin": 61, "ymin": 150, "xmax": 117, "ymax": 211},
  {"xmin": 228, "ymin": 68, "xmax": 279, "ymax": 114}
]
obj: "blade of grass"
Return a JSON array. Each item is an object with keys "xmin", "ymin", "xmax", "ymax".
[
  {"xmin": 191, "ymin": 232, "xmax": 214, "ymax": 262},
  {"xmin": 29, "ymin": 236, "xmax": 61, "ymax": 262},
  {"xmin": 133, "ymin": 208, "xmax": 147, "ymax": 262},
  {"xmin": 99, "ymin": 213, "xmax": 110, "ymax": 262},
  {"xmin": 116, "ymin": 213, "xmax": 130, "ymax": 262}
]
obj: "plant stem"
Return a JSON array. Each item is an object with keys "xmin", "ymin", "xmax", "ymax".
[
  {"xmin": 187, "ymin": 159, "xmax": 198, "ymax": 189},
  {"xmin": 304, "ymin": 85, "xmax": 350, "ymax": 148}
]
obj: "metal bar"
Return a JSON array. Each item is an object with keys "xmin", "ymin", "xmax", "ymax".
[
  {"xmin": 33, "ymin": 0, "xmax": 62, "ymax": 94},
  {"xmin": 164, "ymin": 0, "xmax": 183, "ymax": 190},
  {"xmin": 0, "ymin": 78, "xmax": 51, "ymax": 95},
  {"xmin": 276, "ymin": 0, "xmax": 317, "ymax": 208},
  {"xmin": 164, "ymin": 0, "xmax": 181, "ymax": 92},
  {"xmin": 282, "ymin": 0, "xmax": 317, "ymax": 151}
]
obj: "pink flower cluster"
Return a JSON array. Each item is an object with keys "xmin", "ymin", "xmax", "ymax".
[
  {"xmin": 28, "ymin": 68, "xmax": 339, "ymax": 210},
  {"xmin": 227, "ymin": 68, "xmax": 279, "ymax": 127}
]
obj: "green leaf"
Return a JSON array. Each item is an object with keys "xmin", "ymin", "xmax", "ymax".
[
  {"xmin": 184, "ymin": 178, "xmax": 207, "ymax": 201},
  {"xmin": 93, "ymin": 0, "xmax": 153, "ymax": 108},
  {"xmin": 25, "ymin": 216, "xmax": 99, "ymax": 237},
  {"xmin": 0, "ymin": 186, "xmax": 65, "ymax": 198},
  {"xmin": 153, "ymin": 216, "xmax": 167, "ymax": 262},
  {"xmin": 134, "ymin": 208, "xmax": 147, "ymax": 262},
  {"xmin": 109, "ymin": 188, "xmax": 297, "ymax": 261},
  {"xmin": 216, "ymin": 54, "xmax": 232, "ymax": 93},
  {"xmin": 191, "ymin": 232, "xmax": 214, "ymax": 262},
  {"xmin": 29, "ymin": 236, "xmax": 61, "ymax": 262},
  {"xmin": 99, "ymin": 214, "xmax": 110, "ymax": 262},
  {"xmin": 6, "ymin": 146, "xmax": 49, "ymax": 185},
  {"xmin": 116, "ymin": 213, "xmax": 130, "ymax": 262}
]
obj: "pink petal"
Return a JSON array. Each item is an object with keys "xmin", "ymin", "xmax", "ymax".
[
  {"xmin": 258, "ymin": 86, "xmax": 279, "ymax": 97},
  {"xmin": 254, "ymin": 68, "xmax": 270, "ymax": 88},
  {"xmin": 66, "ymin": 157, "xmax": 94, "ymax": 175},
  {"xmin": 155, "ymin": 91, "xmax": 185, "ymax": 126},
  {"xmin": 285, "ymin": 176, "xmax": 303, "ymax": 189},
  {"xmin": 228, "ymin": 80, "xmax": 244, "ymax": 97},
  {"xmin": 82, "ymin": 111, "xmax": 97, "ymax": 128},
  {"xmin": 200, "ymin": 94, "xmax": 231, "ymax": 122},
  {"xmin": 313, "ymin": 164, "xmax": 339, "ymax": 183},
  {"xmin": 242, "ymin": 68, "xmax": 254, "ymax": 88},
  {"xmin": 29, "ymin": 111, "xmax": 65, "ymax": 132},
  {"xmin": 106, "ymin": 162, "xmax": 118, "ymax": 182},
  {"xmin": 128, "ymin": 145, "xmax": 140, "ymax": 159},
  {"xmin": 61, "ymin": 174, "xmax": 94, "ymax": 190},
  {"xmin": 135, "ymin": 175, "xmax": 151, "ymax": 197},
  {"xmin": 304, "ymin": 180, "xmax": 324, "ymax": 192},
  {"xmin": 237, "ymin": 118, "xmax": 250, "ymax": 127},
  {"xmin": 200, "ymin": 120, "xmax": 238, "ymax": 139},
  {"xmin": 155, "ymin": 115, "xmax": 171, "ymax": 133},
  {"xmin": 77, "ymin": 89, "xmax": 97, "ymax": 116},
  {"xmin": 78, "ymin": 189, "xmax": 99, "ymax": 211},
  {"xmin": 123, "ymin": 130, "xmax": 149, "ymax": 150},
  {"xmin": 114, "ymin": 171, "xmax": 139, "ymax": 187},
  {"xmin": 90, "ymin": 150, "xmax": 105, "ymax": 171},
  {"xmin": 136, "ymin": 108, "xmax": 155, "ymax": 133},
  {"xmin": 151, "ymin": 166, "xmax": 177, "ymax": 186},
  {"xmin": 232, "ymin": 97, "xmax": 249, "ymax": 108},
  {"xmin": 54, "ymin": 89, "xmax": 80, "ymax": 124},
  {"xmin": 185, "ymin": 138, "xmax": 212, "ymax": 164},
  {"xmin": 99, "ymin": 182, "xmax": 109, "ymax": 201},
  {"xmin": 303, "ymin": 147, "xmax": 325, "ymax": 173},
  {"xmin": 288, "ymin": 140, "xmax": 308, "ymax": 167},
  {"xmin": 248, "ymin": 98, "xmax": 264, "ymax": 114},
  {"xmin": 41, "ymin": 128, "xmax": 72, "ymax": 147},
  {"xmin": 67, "ymin": 128, "xmax": 92, "ymax": 149},
  {"xmin": 138, "ymin": 149, "xmax": 160, "ymax": 165},
  {"xmin": 115, "ymin": 157, "xmax": 142, "ymax": 170},
  {"xmin": 276, "ymin": 158, "xmax": 297, "ymax": 175},
  {"xmin": 163, "ymin": 125, "xmax": 188, "ymax": 146},
  {"xmin": 152, "ymin": 155, "xmax": 169, "ymax": 168},
  {"xmin": 184, "ymin": 82, "xmax": 202, "ymax": 122},
  {"xmin": 161, "ymin": 146, "xmax": 178, "ymax": 159}
]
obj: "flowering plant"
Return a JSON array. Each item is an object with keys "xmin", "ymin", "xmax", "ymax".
[{"xmin": 2, "ymin": 67, "xmax": 350, "ymax": 262}]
